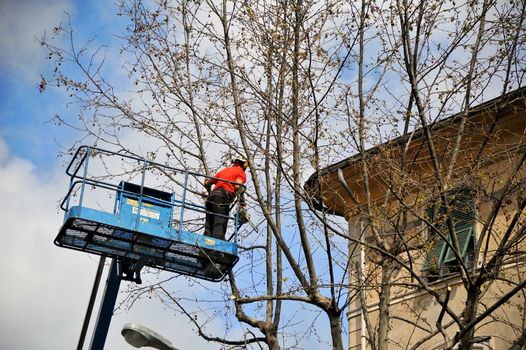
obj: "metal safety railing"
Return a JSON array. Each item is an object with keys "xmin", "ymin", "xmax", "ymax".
[{"xmin": 60, "ymin": 145, "xmax": 244, "ymax": 244}]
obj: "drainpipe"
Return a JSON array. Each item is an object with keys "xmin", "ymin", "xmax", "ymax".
[{"xmin": 360, "ymin": 218, "xmax": 366, "ymax": 350}]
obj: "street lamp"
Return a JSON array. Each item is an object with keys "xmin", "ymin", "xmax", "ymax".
[{"xmin": 121, "ymin": 322, "xmax": 179, "ymax": 350}]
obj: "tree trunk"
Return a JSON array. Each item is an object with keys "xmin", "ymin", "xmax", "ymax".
[
  {"xmin": 329, "ymin": 312, "xmax": 344, "ymax": 350},
  {"xmin": 266, "ymin": 329, "xmax": 281, "ymax": 350},
  {"xmin": 378, "ymin": 263, "xmax": 394, "ymax": 350},
  {"xmin": 509, "ymin": 327, "xmax": 526, "ymax": 350},
  {"xmin": 459, "ymin": 286, "xmax": 480, "ymax": 350}
]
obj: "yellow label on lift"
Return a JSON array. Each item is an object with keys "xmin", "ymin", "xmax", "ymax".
[
  {"xmin": 126, "ymin": 198, "xmax": 153, "ymax": 207},
  {"xmin": 132, "ymin": 206, "xmax": 161, "ymax": 220},
  {"xmin": 204, "ymin": 238, "xmax": 216, "ymax": 245}
]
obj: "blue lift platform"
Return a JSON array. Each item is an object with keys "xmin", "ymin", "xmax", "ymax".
[
  {"xmin": 55, "ymin": 146, "xmax": 242, "ymax": 282},
  {"xmin": 56, "ymin": 146, "xmax": 247, "ymax": 350}
]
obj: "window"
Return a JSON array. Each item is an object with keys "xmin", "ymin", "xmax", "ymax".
[{"xmin": 422, "ymin": 188, "xmax": 477, "ymax": 282}]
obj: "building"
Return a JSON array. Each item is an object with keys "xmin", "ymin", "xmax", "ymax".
[{"xmin": 306, "ymin": 87, "xmax": 526, "ymax": 349}]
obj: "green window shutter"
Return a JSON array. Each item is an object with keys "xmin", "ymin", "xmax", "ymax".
[
  {"xmin": 423, "ymin": 234, "xmax": 447, "ymax": 273},
  {"xmin": 422, "ymin": 188, "xmax": 477, "ymax": 278},
  {"xmin": 423, "ymin": 204, "xmax": 448, "ymax": 275},
  {"xmin": 450, "ymin": 190, "xmax": 475, "ymax": 226},
  {"xmin": 442, "ymin": 191, "xmax": 476, "ymax": 264},
  {"xmin": 442, "ymin": 225, "xmax": 474, "ymax": 264}
]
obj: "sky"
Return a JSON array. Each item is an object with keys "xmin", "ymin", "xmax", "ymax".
[
  {"xmin": 0, "ymin": 2, "xmax": 337, "ymax": 349},
  {"xmin": 0, "ymin": 1, "xmax": 222, "ymax": 349},
  {"xmin": 0, "ymin": 0, "xmax": 353, "ymax": 348},
  {"xmin": 1, "ymin": 0, "xmax": 522, "ymax": 348},
  {"xmin": 1, "ymin": 0, "xmax": 515, "ymax": 349}
]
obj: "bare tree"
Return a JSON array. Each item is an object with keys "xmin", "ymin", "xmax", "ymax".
[
  {"xmin": 42, "ymin": 0, "xmax": 525, "ymax": 349},
  {"xmin": 323, "ymin": 0, "xmax": 526, "ymax": 349}
]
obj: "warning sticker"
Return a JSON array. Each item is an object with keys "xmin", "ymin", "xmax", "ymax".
[
  {"xmin": 127, "ymin": 198, "xmax": 153, "ymax": 207},
  {"xmin": 132, "ymin": 206, "xmax": 161, "ymax": 220}
]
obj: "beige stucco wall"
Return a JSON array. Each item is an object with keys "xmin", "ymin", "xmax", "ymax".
[
  {"xmin": 330, "ymin": 95, "xmax": 526, "ymax": 349},
  {"xmin": 345, "ymin": 154, "xmax": 526, "ymax": 349},
  {"xmin": 347, "ymin": 263, "xmax": 526, "ymax": 349}
]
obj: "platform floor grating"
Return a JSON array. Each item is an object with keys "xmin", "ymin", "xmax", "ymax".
[{"xmin": 55, "ymin": 217, "xmax": 238, "ymax": 281}]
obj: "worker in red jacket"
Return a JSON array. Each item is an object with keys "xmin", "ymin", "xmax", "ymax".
[{"xmin": 203, "ymin": 158, "xmax": 248, "ymax": 240}]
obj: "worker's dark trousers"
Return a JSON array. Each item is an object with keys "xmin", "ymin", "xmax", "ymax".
[{"xmin": 204, "ymin": 188, "xmax": 233, "ymax": 240}]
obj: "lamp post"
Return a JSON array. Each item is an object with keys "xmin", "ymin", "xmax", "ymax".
[{"xmin": 121, "ymin": 322, "xmax": 178, "ymax": 350}]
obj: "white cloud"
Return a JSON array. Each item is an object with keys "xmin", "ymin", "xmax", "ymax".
[
  {"xmin": 0, "ymin": 137, "xmax": 94, "ymax": 349},
  {"xmin": 0, "ymin": 138, "xmax": 222, "ymax": 349}
]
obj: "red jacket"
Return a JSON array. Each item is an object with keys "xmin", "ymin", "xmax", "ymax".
[{"xmin": 212, "ymin": 165, "xmax": 246, "ymax": 194}]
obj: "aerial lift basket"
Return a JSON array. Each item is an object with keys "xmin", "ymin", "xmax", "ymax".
[{"xmin": 55, "ymin": 146, "xmax": 241, "ymax": 282}]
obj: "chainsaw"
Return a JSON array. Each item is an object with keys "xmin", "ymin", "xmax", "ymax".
[{"xmin": 235, "ymin": 208, "xmax": 258, "ymax": 232}]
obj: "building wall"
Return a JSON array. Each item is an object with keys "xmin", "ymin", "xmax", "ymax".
[
  {"xmin": 347, "ymin": 263, "xmax": 526, "ymax": 349},
  {"xmin": 346, "ymin": 152, "xmax": 526, "ymax": 349}
]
